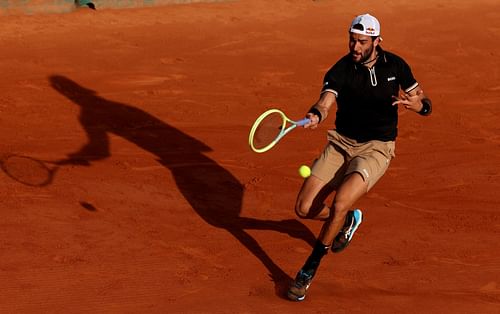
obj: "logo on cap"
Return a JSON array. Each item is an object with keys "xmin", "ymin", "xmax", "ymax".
[{"xmin": 366, "ymin": 27, "xmax": 376, "ymax": 35}]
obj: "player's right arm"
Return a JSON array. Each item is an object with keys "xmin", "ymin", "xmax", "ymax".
[{"xmin": 304, "ymin": 91, "xmax": 336, "ymax": 129}]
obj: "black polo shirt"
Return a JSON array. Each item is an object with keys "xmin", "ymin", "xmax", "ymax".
[{"xmin": 321, "ymin": 47, "xmax": 418, "ymax": 142}]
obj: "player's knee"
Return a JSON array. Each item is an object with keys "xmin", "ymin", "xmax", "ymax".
[
  {"xmin": 331, "ymin": 200, "xmax": 350, "ymax": 220},
  {"xmin": 296, "ymin": 200, "xmax": 327, "ymax": 219},
  {"xmin": 295, "ymin": 200, "xmax": 312, "ymax": 218}
]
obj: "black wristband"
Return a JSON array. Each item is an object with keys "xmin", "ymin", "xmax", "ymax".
[
  {"xmin": 418, "ymin": 98, "xmax": 432, "ymax": 116},
  {"xmin": 308, "ymin": 107, "xmax": 323, "ymax": 122}
]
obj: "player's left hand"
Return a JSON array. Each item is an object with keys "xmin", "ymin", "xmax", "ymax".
[{"xmin": 392, "ymin": 90, "xmax": 424, "ymax": 112}]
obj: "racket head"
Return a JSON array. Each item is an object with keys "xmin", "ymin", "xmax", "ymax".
[
  {"xmin": 248, "ymin": 109, "xmax": 290, "ymax": 153},
  {"xmin": 0, "ymin": 154, "xmax": 57, "ymax": 187}
]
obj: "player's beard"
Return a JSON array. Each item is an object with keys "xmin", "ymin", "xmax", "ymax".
[{"xmin": 352, "ymin": 44, "xmax": 374, "ymax": 64}]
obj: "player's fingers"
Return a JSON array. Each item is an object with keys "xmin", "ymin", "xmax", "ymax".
[
  {"xmin": 304, "ymin": 121, "xmax": 317, "ymax": 129},
  {"xmin": 305, "ymin": 114, "xmax": 319, "ymax": 127},
  {"xmin": 391, "ymin": 95, "xmax": 400, "ymax": 106},
  {"xmin": 392, "ymin": 99, "xmax": 412, "ymax": 106},
  {"xmin": 392, "ymin": 99, "xmax": 405, "ymax": 106}
]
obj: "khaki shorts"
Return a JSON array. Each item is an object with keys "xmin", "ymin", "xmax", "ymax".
[{"xmin": 311, "ymin": 130, "xmax": 396, "ymax": 191}]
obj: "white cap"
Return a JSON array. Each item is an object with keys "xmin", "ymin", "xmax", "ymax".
[{"xmin": 349, "ymin": 14, "xmax": 381, "ymax": 36}]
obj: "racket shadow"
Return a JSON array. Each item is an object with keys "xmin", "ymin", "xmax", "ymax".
[
  {"xmin": 49, "ymin": 75, "xmax": 316, "ymax": 298},
  {"xmin": 0, "ymin": 154, "xmax": 58, "ymax": 187}
]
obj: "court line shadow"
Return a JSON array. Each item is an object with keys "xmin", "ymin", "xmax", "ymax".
[{"xmin": 49, "ymin": 75, "xmax": 316, "ymax": 298}]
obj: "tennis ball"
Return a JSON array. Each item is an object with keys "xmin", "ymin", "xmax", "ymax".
[{"xmin": 298, "ymin": 165, "xmax": 311, "ymax": 178}]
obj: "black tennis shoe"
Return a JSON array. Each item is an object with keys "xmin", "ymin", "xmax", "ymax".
[{"xmin": 287, "ymin": 269, "xmax": 315, "ymax": 301}]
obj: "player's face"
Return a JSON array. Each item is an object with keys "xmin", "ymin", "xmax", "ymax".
[{"xmin": 349, "ymin": 33, "xmax": 377, "ymax": 63}]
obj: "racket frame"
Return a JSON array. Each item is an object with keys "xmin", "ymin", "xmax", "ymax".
[{"xmin": 248, "ymin": 109, "xmax": 309, "ymax": 153}]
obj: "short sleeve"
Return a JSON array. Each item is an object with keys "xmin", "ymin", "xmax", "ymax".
[
  {"xmin": 398, "ymin": 57, "xmax": 418, "ymax": 93},
  {"xmin": 321, "ymin": 57, "xmax": 348, "ymax": 97}
]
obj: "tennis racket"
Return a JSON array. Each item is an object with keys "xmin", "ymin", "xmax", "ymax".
[{"xmin": 248, "ymin": 109, "xmax": 310, "ymax": 153}]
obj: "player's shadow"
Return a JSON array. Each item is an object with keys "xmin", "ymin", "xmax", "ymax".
[{"xmin": 49, "ymin": 75, "xmax": 316, "ymax": 298}]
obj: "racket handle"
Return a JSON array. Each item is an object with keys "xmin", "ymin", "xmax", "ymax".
[{"xmin": 296, "ymin": 118, "xmax": 310, "ymax": 126}]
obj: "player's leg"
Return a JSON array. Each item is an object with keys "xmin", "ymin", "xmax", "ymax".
[
  {"xmin": 288, "ymin": 173, "xmax": 366, "ymax": 301},
  {"xmin": 288, "ymin": 143, "xmax": 346, "ymax": 301},
  {"xmin": 331, "ymin": 139, "xmax": 395, "ymax": 252},
  {"xmin": 317, "ymin": 172, "xmax": 367, "ymax": 246},
  {"xmin": 294, "ymin": 143, "xmax": 347, "ymax": 220},
  {"xmin": 294, "ymin": 175, "xmax": 331, "ymax": 220}
]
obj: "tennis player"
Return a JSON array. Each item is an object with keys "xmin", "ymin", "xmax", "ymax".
[{"xmin": 287, "ymin": 13, "xmax": 432, "ymax": 301}]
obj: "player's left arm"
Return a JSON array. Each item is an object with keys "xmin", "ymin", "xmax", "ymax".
[{"xmin": 392, "ymin": 85, "xmax": 432, "ymax": 116}]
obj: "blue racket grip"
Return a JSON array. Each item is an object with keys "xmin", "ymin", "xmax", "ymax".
[{"xmin": 296, "ymin": 118, "xmax": 310, "ymax": 127}]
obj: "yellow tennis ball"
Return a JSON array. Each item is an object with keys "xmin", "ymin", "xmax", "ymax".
[{"xmin": 298, "ymin": 165, "xmax": 311, "ymax": 178}]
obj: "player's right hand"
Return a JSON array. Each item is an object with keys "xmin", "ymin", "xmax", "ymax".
[{"xmin": 304, "ymin": 112, "xmax": 320, "ymax": 129}]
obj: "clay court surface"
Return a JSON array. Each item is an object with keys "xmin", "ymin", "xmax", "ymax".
[{"xmin": 0, "ymin": 0, "xmax": 499, "ymax": 312}]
